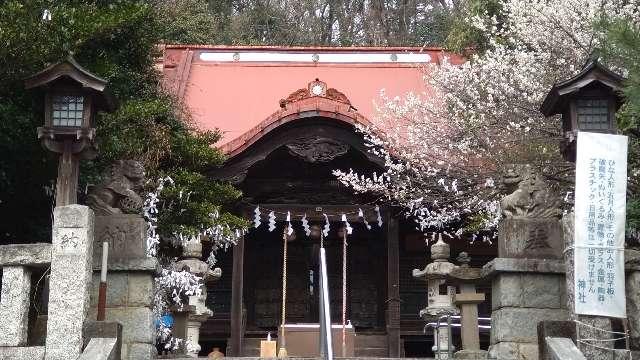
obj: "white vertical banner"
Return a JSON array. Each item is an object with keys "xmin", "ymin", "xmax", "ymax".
[{"xmin": 574, "ymin": 132, "xmax": 628, "ymax": 317}]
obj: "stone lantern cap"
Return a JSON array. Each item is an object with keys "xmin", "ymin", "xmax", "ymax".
[
  {"xmin": 25, "ymin": 56, "xmax": 117, "ymax": 112},
  {"xmin": 413, "ymin": 235, "xmax": 456, "ymax": 281},
  {"xmin": 540, "ymin": 59, "xmax": 624, "ymax": 117}
]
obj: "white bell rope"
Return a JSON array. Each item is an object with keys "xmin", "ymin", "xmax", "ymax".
[{"xmin": 341, "ymin": 229, "xmax": 348, "ymax": 357}]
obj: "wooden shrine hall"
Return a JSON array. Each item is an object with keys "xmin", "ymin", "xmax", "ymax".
[{"xmin": 160, "ymin": 45, "xmax": 497, "ymax": 357}]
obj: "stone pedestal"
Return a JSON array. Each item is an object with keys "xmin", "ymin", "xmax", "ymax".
[
  {"xmin": 46, "ymin": 205, "xmax": 95, "ymax": 360},
  {"xmin": 90, "ymin": 214, "xmax": 157, "ymax": 360},
  {"xmin": 484, "ymin": 258, "xmax": 569, "ymax": 360}
]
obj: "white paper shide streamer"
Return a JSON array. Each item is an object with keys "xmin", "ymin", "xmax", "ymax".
[
  {"xmin": 268, "ymin": 211, "xmax": 276, "ymax": 232},
  {"xmin": 341, "ymin": 214, "xmax": 353, "ymax": 235},
  {"xmin": 375, "ymin": 205, "xmax": 383, "ymax": 227},
  {"xmin": 253, "ymin": 206, "xmax": 262, "ymax": 228},
  {"xmin": 322, "ymin": 213, "xmax": 330, "ymax": 237},
  {"xmin": 286, "ymin": 211, "xmax": 293, "ymax": 236},
  {"xmin": 358, "ymin": 208, "xmax": 371, "ymax": 230},
  {"xmin": 301, "ymin": 214, "xmax": 311, "ymax": 236}
]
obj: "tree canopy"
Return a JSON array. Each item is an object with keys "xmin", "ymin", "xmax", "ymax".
[{"xmin": 0, "ymin": 1, "xmax": 245, "ymax": 247}]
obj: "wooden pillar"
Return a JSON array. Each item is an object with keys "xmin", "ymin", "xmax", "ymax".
[
  {"xmin": 386, "ymin": 213, "xmax": 401, "ymax": 357},
  {"xmin": 229, "ymin": 234, "xmax": 245, "ymax": 356},
  {"xmin": 55, "ymin": 141, "xmax": 80, "ymax": 207}
]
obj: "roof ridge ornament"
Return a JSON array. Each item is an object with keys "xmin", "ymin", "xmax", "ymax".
[{"xmin": 279, "ymin": 78, "xmax": 354, "ymax": 110}]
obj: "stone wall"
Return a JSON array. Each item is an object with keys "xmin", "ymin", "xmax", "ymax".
[{"xmin": 89, "ymin": 270, "xmax": 156, "ymax": 359}]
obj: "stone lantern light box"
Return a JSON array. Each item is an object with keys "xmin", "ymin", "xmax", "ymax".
[
  {"xmin": 25, "ymin": 57, "xmax": 117, "ymax": 206},
  {"xmin": 540, "ymin": 59, "xmax": 624, "ymax": 162}
]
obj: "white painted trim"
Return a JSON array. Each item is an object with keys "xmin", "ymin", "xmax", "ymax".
[{"xmin": 199, "ymin": 51, "xmax": 431, "ymax": 63}]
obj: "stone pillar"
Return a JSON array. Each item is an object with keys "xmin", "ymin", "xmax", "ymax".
[
  {"xmin": 485, "ymin": 217, "xmax": 569, "ymax": 360},
  {"xmin": 0, "ymin": 266, "xmax": 32, "ymax": 346},
  {"xmin": 90, "ymin": 214, "xmax": 158, "ymax": 360},
  {"xmin": 46, "ymin": 205, "xmax": 95, "ymax": 360}
]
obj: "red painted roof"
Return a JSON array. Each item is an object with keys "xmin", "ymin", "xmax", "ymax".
[{"xmin": 160, "ymin": 45, "xmax": 464, "ymax": 154}]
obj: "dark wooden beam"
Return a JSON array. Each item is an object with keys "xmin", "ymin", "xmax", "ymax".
[
  {"xmin": 386, "ymin": 212, "xmax": 401, "ymax": 356},
  {"xmin": 228, "ymin": 234, "xmax": 245, "ymax": 355}
]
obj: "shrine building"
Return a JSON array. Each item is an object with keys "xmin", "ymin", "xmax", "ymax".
[{"xmin": 160, "ymin": 45, "xmax": 497, "ymax": 357}]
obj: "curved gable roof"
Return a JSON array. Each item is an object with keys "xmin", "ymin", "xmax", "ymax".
[{"xmin": 160, "ymin": 45, "xmax": 464, "ymax": 152}]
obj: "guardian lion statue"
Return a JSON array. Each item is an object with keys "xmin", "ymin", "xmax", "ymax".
[
  {"xmin": 500, "ymin": 164, "xmax": 562, "ymax": 218},
  {"xmin": 86, "ymin": 160, "xmax": 145, "ymax": 216}
]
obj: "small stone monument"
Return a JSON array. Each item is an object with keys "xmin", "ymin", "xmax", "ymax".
[
  {"xmin": 87, "ymin": 160, "xmax": 158, "ymax": 360},
  {"xmin": 451, "ymin": 253, "xmax": 487, "ymax": 360},
  {"xmin": 484, "ymin": 164, "xmax": 568, "ymax": 360},
  {"xmin": 413, "ymin": 235, "xmax": 459, "ymax": 359}
]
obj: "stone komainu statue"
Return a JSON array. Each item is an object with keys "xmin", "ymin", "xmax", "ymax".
[
  {"xmin": 500, "ymin": 164, "xmax": 562, "ymax": 218},
  {"xmin": 86, "ymin": 160, "xmax": 145, "ymax": 216}
]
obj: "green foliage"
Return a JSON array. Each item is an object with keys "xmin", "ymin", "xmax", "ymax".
[
  {"xmin": 598, "ymin": 18, "xmax": 640, "ymax": 133},
  {"xmin": 0, "ymin": 0, "xmax": 246, "ymax": 244},
  {"xmin": 444, "ymin": 0, "xmax": 503, "ymax": 53},
  {"xmin": 597, "ymin": 17, "xmax": 640, "ymax": 235}
]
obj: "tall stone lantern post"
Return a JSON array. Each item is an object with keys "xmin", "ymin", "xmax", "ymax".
[
  {"xmin": 25, "ymin": 57, "xmax": 117, "ymax": 206},
  {"xmin": 413, "ymin": 235, "xmax": 459, "ymax": 358}
]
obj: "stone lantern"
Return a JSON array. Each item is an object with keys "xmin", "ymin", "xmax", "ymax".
[
  {"xmin": 413, "ymin": 235, "xmax": 459, "ymax": 358},
  {"xmin": 540, "ymin": 59, "xmax": 624, "ymax": 162},
  {"xmin": 25, "ymin": 56, "xmax": 116, "ymax": 206},
  {"xmin": 173, "ymin": 238, "xmax": 221, "ymax": 357}
]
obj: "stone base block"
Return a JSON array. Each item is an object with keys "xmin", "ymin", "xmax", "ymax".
[
  {"xmin": 488, "ymin": 342, "xmax": 538, "ymax": 360},
  {"xmin": 126, "ymin": 343, "xmax": 156, "ymax": 360},
  {"xmin": 0, "ymin": 346, "xmax": 45, "ymax": 360},
  {"xmin": 94, "ymin": 215, "xmax": 147, "ymax": 267},
  {"xmin": 491, "ymin": 308, "xmax": 569, "ymax": 343},
  {"xmin": 498, "ymin": 217, "xmax": 563, "ymax": 259},
  {"xmin": 454, "ymin": 349, "xmax": 488, "ymax": 359},
  {"xmin": 492, "ymin": 273, "xmax": 565, "ymax": 310}
]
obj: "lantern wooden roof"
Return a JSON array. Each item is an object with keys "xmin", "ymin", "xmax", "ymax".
[
  {"xmin": 540, "ymin": 59, "xmax": 624, "ymax": 117},
  {"xmin": 24, "ymin": 56, "xmax": 117, "ymax": 112}
]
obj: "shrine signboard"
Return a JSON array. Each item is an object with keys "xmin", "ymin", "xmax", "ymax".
[{"xmin": 574, "ymin": 132, "xmax": 628, "ymax": 318}]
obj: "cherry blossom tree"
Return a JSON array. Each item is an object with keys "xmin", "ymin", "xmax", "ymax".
[{"xmin": 335, "ymin": 0, "xmax": 640, "ymax": 240}]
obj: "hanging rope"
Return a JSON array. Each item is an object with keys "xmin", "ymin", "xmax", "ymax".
[
  {"xmin": 280, "ymin": 227, "xmax": 288, "ymax": 349},
  {"xmin": 342, "ymin": 229, "xmax": 348, "ymax": 357}
]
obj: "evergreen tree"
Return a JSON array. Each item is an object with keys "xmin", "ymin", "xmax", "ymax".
[{"xmin": 0, "ymin": 1, "xmax": 246, "ymax": 249}]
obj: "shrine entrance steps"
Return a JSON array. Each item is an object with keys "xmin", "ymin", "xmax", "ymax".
[{"xmin": 240, "ymin": 334, "xmax": 389, "ymax": 357}]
